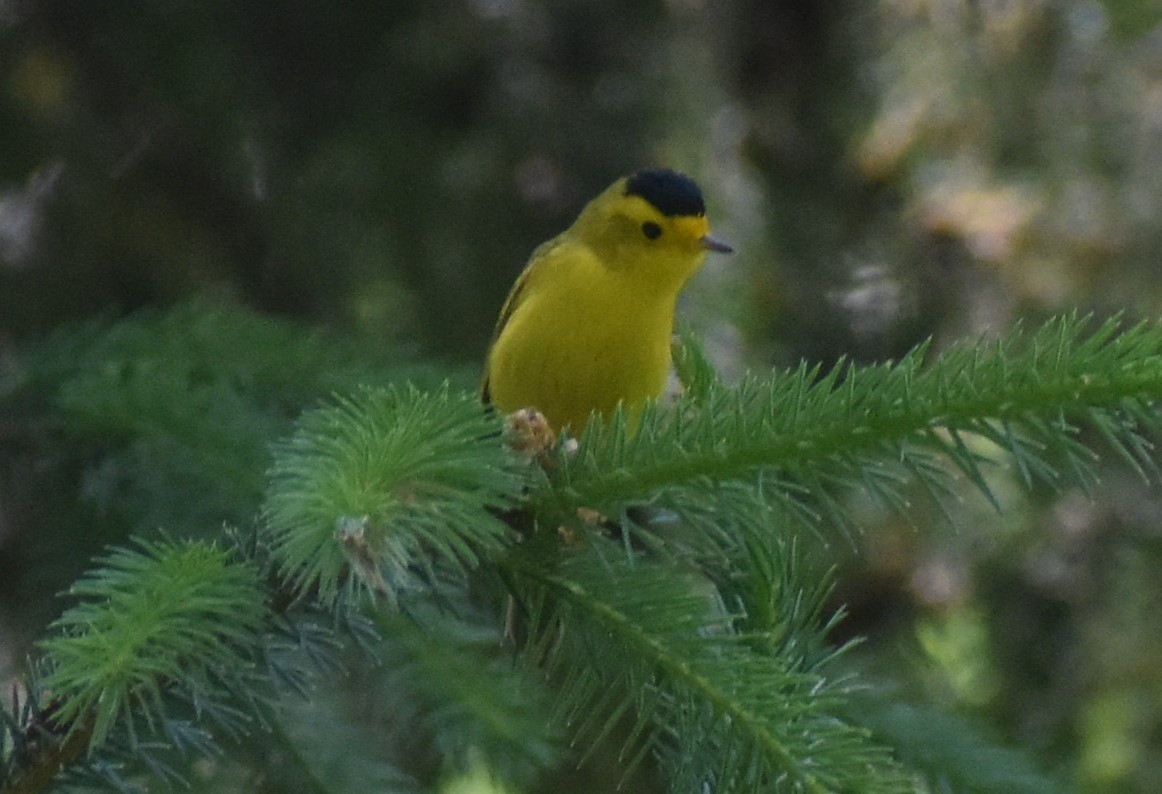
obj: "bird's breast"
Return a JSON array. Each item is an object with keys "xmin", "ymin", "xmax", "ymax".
[{"xmin": 487, "ymin": 266, "xmax": 676, "ymax": 431}]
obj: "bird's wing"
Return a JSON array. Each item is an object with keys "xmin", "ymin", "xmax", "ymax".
[{"xmin": 480, "ymin": 234, "xmax": 565, "ymax": 403}]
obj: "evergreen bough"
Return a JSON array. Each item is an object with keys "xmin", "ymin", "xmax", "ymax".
[{"xmin": 4, "ymin": 305, "xmax": 1158, "ymax": 792}]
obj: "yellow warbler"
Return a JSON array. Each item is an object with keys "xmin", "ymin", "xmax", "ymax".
[{"xmin": 481, "ymin": 169, "xmax": 731, "ymax": 432}]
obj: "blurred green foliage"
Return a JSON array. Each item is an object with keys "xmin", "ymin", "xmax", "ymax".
[{"xmin": 5, "ymin": 0, "xmax": 1162, "ymax": 791}]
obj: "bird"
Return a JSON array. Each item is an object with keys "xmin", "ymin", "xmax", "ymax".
[{"xmin": 481, "ymin": 168, "xmax": 732, "ymax": 434}]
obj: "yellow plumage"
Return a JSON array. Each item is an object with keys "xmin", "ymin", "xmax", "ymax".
[{"xmin": 482, "ymin": 169, "xmax": 731, "ymax": 432}]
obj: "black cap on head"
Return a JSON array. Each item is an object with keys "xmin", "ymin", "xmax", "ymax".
[{"xmin": 625, "ymin": 169, "xmax": 706, "ymax": 218}]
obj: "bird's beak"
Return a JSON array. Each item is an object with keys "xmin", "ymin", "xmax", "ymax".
[{"xmin": 700, "ymin": 235, "xmax": 733, "ymax": 254}]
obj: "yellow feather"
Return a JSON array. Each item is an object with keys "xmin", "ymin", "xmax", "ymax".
[{"xmin": 482, "ymin": 171, "xmax": 730, "ymax": 432}]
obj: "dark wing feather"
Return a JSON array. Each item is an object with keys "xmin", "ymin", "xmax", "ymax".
[{"xmin": 480, "ymin": 235, "xmax": 563, "ymax": 403}]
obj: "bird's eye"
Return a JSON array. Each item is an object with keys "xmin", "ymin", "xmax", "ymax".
[{"xmin": 641, "ymin": 221, "xmax": 662, "ymax": 240}]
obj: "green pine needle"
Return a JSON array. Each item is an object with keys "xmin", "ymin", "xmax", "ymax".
[
  {"xmin": 551, "ymin": 314, "xmax": 1162, "ymax": 522},
  {"xmin": 262, "ymin": 384, "xmax": 525, "ymax": 606},
  {"xmin": 671, "ymin": 324, "xmax": 725, "ymax": 403},
  {"xmin": 372, "ymin": 609, "xmax": 560, "ymax": 788},
  {"xmin": 39, "ymin": 538, "xmax": 267, "ymax": 751},
  {"xmin": 506, "ymin": 543, "xmax": 915, "ymax": 793},
  {"xmin": 19, "ymin": 310, "xmax": 1162, "ymax": 791},
  {"xmin": 853, "ymin": 699, "xmax": 1065, "ymax": 793},
  {"xmin": 3, "ymin": 300, "xmax": 461, "ymax": 534}
]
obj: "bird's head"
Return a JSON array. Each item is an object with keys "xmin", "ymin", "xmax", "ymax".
[{"xmin": 573, "ymin": 168, "xmax": 732, "ymax": 288}]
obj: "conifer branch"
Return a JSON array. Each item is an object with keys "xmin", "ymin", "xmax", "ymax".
[
  {"xmin": 504, "ymin": 543, "xmax": 915, "ymax": 792},
  {"xmin": 37, "ymin": 538, "xmax": 268, "ymax": 752},
  {"xmin": 262, "ymin": 385, "xmax": 526, "ymax": 606},
  {"xmin": 552, "ymin": 315, "xmax": 1162, "ymax": 513},
  {"xmin": 370, "ymin": 608, "xmax": 559, "ymax": 786},
  {"xmin": 7, "ymin": 308, "xmax": 1139, "ymax": 792},
  {"xmin": 0, "ymin": 539, "xmax": 268, "ymax": 792}
]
